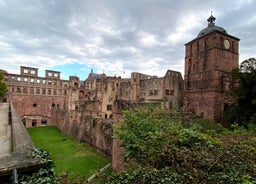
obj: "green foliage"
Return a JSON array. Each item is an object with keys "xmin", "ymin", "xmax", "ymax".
[
  {"xmin": 19, "ymin": 148, "xmax": 57, "ymax": 184},
  {"xmin": 115, "ymin": 105, "xmax": 183, "ymax": 168},
  {"xmin": 224, "ymin": 58, "xmax": 256, "ymax": 126},
  {"xmin": 104, "ymin": 106, "xmax": 256, "ymax": 184},
  {"xmin": 0, "ymin": 71, "xmax": 8, "ymax": 98}
]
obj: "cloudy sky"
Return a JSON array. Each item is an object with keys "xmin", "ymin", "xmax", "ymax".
[{"xmin": 0, "ymin": 0, "xmax": 255, "ymax": 80}]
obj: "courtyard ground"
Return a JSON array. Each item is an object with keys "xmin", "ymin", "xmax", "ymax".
[{"xmin": 27, "ymin": 126, "xmax": 110, "ymax": 179}]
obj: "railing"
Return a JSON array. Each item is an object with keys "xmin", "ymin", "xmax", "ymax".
[{"xmin": 12, "ymin": 169, "xmax": 18, "ymax": 184}]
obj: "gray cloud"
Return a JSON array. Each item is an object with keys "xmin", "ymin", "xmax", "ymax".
[{"xmin": 0, "ymin": 0, "xmax": 255, "ymax": 78}]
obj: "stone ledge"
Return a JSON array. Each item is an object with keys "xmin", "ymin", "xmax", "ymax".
[{"xmin": 0, "ymin": 103, "xmax": 43, "ymax": 178}]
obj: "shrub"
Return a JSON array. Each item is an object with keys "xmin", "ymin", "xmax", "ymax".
[
  {"xmin": 19, "ymin": 148, "xmax": 57, "ymax": 184},
  {"xmin": 104, "ymin": 106, "xmax": 256, "ymax": 184}
]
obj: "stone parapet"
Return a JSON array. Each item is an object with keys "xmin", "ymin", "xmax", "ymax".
[{"xmin": 0, "ymin": 103, "xmax": 43, "ymax": 180}]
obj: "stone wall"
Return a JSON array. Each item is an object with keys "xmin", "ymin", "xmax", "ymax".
[{"xmin": 9, "ymin": 94, "xmax": 68, "ymax": 126}]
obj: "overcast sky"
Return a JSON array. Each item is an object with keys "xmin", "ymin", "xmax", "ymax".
[{"xmin": 0, "ymin": 0, "xmax": 255, "ymax": 80}]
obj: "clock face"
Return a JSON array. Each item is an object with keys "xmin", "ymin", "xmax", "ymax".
[{"xmin": 224, "ymin": 39, "xmax": 230, "ymax": 49}]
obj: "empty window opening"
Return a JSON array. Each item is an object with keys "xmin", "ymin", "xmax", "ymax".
[
  {"xmin": 30, "ymin": 78, "xmax": 34, "ymax": 84},
  {"xmin": 107, "ymin": 104, "xmax": 112, "ymax": 111},
  {"xmin": 16, "ymin": 87, "xmax": 21, "ymax": 93},
  {"xmin": 36, "ymin": 88, "xmax": 40, "ymax": 94},
  {"xmin": 41, "ymin": 119, "xmax": 47, "ymax": 125},
  {"xmin": 33, "ymin": 103, "xmax": 37, "ymax": 107},
  {"xmin": 32, "ymin": 120, "xmax": 37, "ymax": 127},
  {"xmin": 23, "ymin": 88, "xmax": 27, "ymax": 93},
  {"xmin": 24, "ymin": 69, "xmax": 28, "ymax": 74},
  {"xmin": 42, "ymin": 89, "xmax": 46, "ymax": 95}
]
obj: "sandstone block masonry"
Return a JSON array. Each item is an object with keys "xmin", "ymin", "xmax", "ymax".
[
  {"xmin": 1, "ymin": 14, "xmax": 239, "ymax": 171},
  {"xmin": 2, "ymin": 66, "xmax": 183, "ymax": 159}
]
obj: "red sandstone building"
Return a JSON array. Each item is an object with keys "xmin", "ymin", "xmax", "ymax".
[
  {"xmin": 183, "ymin": 15, "xmax": 239, "ymax": 122},
  {"xmin": 1, "ymin": 14, "xmax": 239, "ymax": 171}
]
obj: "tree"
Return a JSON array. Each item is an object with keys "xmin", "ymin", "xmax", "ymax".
[
  {"xmin": 224, "ymin": 58, "xmax": 256, "ymax": 125},
  {"xmin": 0, "ymin": 71, "xmax": 8, "ymax": 98},
  {"xmin": 105, "ymin": 105, "xmax": 256, "ymax": 184},
  {"xmin": 115, "ymin": 104, "xmax": 183, "ymax": 168}
]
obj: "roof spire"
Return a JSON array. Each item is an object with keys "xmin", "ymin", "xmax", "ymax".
[{"xmin": 207, "ymin": 12, "xmax": 216, "ymax": 27}]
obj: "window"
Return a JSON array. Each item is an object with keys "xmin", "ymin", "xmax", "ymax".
[
  {"xmin": 32, "ymin": 120, "xmax": 37, "ymax": 127},
  {"xmin": 41, "ymin": 119, "xmax": 47, "ymax": 125},
  {"xmin": 17, "ymin": 77, "xmax": 21, "ymax": 82},
  {"xmin": 23, "ymin": 88, "xmax": 27, "ymax": 94},
  {"xmin": 30, "ymin": 78, "xmax": 34, "ymax": 84},
  {"xmin": 11, "ymin": 76, "xmax": 15, "ymax": 82},
  {"xmin": 31, "ymin": 70, "xmax": 36, "ymax": 75},
  {"xmin": 107, "ymin": 104, "xmax": 112, "ymax": 111},
  {"xmin": 24, "ymin": 69, "xmax": 28, "ymax": 74},
  {"xmin": 16, "ymin": 87, "xmax": 21, "ymax": 93},
  {"xmin": 37, "ymin": 79, "xmax": 41, "ymax": 84},
  {"xmin": 149, "ymin": 90, "xmax": 153, "ymax": 96},
  {"xmin": 48, "ymin": 89, "xmax": 51, "ymax": 95},
  {"xmin": 24, "ymin": 77, "xmax": 28, "ymax": 83},
  {"xmin": 36, "ymin": 88, "xmax": 40, "ymax": 94},
  {"xmin": 42, "ymin": 89, "xmax": 46, "ymax": 95},
  {"xmin": 54, "ymin": 73, "xmax": 58, "ymax": 78},
  {"xmin": 166, "ymin": 90, "xmax": 174, "ymax": 96},
  {"xmin": 48, "ymin": 80, "xmax": 52, "ymax": 85},
  {"xmin": 30, "ymin": 88, "xmax": 34, "ymax": 94},
  {"xmin": 48, "ymin": 72, "xmax": 53, "ymax": 77},
  {"xmin": 33, "ymin": 103, "xmax": 37, "ymax": 107}
]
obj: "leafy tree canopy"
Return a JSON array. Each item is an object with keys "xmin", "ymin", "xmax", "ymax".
[
  {"xmin": 104, "ymin": 105, "xmax": 256, "ymax": 184},
  {"xmin": 0, "ymin": 71, "xmax": 8, "ymax": 98},
  {"xmin": 225, "ymin": 58, "xmax": 256, "ymax": 125}
]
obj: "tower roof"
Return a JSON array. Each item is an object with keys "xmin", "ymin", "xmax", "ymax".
[{"xmin": 197, "ymin": 14, "xmax": 227, "ymax": 38}]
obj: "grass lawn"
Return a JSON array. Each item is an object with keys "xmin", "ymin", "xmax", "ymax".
[{"xmin": 27, "ymin": 126, "xmax": 110, "ymax": 179}]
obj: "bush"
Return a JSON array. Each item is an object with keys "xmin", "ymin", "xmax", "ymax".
[
  {"xmin": 103, "ymin": 106, "xmax": 256, "ymax": 184},
  {"xmin": 19, "ymin": 148, "xmax": 57, "ymax": 184}
]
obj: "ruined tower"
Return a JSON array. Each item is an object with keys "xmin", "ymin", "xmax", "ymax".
[{"xmin": 183, "ymin": 14, "xmax": 240, "ymax": 121}]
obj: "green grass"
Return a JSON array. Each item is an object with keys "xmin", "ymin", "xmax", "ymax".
[{"xmin": 27, "ymin": 126, "xmax": 110, "ymax": 179}]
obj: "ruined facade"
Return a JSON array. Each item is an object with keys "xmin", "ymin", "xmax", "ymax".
[
  {"xmin": 1, "ymin": 15, "xmax": 239, "ymax": 171},
  {"xmin": 2, "ymin": 65, "xmax": 183, "ymax": 158},
  {"xmin": 3, "ymin": 66, "xmax": 69, "ymax": 127}
]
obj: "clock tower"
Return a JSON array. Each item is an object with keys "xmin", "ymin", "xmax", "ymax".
[{"xmin": 183, "ymin": 14, "xmax": 240, "ymax": 122}]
